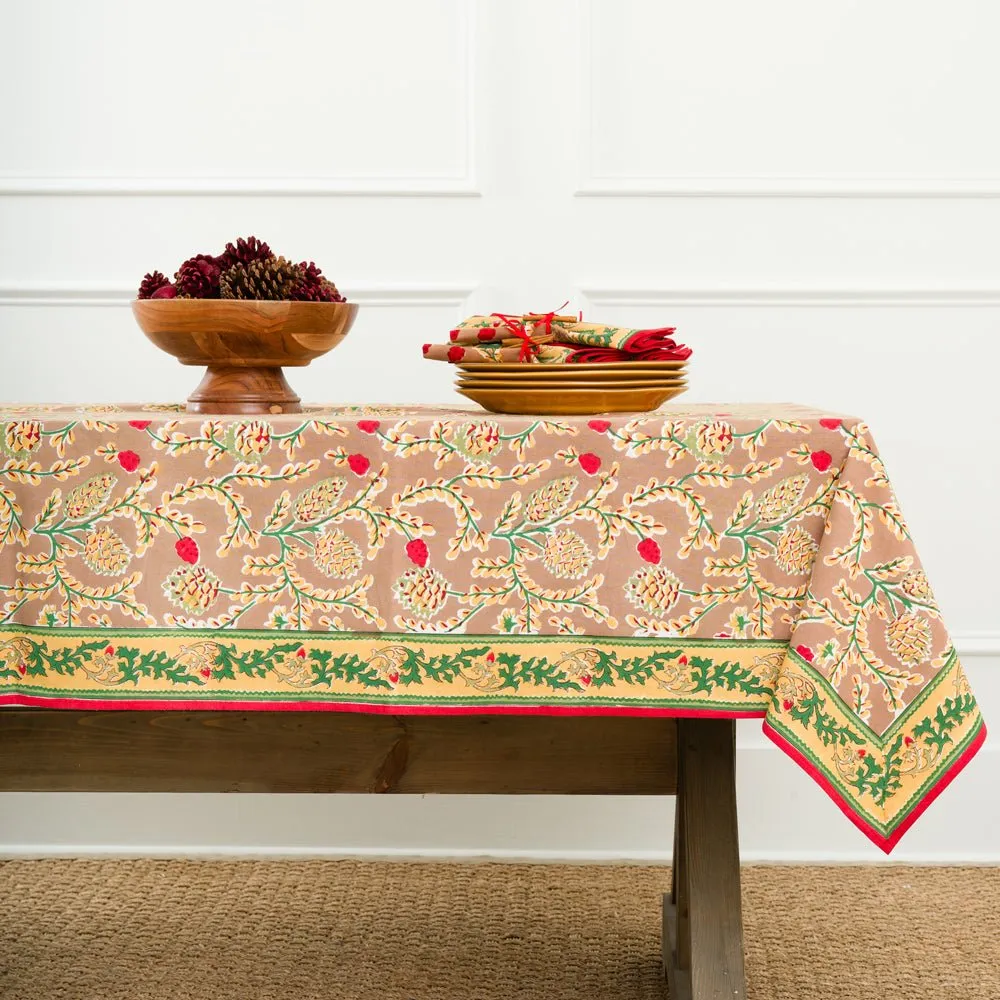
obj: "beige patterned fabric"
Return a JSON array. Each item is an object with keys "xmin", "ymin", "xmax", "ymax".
[{"xmin": 0, "ymin": 402, "xmax": 985, "ymax": 851}]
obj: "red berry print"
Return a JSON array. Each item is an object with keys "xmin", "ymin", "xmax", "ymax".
[
  {"xmin": 447, "ymin": 345, "xmax": 466, "ymax": 363},
  {"xmin": 117, "ymin": 450, "xmax": 140, "ymax": 472},
  {"xmin": 588, "ymin": 419, "xmax": 611, "ymax": 433},
  {"xmin": 388, "ymin": 670, "xmax": 400, "ymax": 684},
  {"xmin": 904, "ymin": 736, "xmax": 914, "ymax": 747},
  {"xmin": 486, "ymin": 652, "xmax": 496, "ymax": 664},
  {"xmin": 17, "ymin": 663, "xmax": 26, "ymax": 676},
  {"xmin": 678, "ymin": 655, "xmax": 688, "ymax": 667},
  {"xmin": 795, "ymin": 644, "xmax": 815, "ymax": 662},
  {"xmin": 581, "ymin": 674, "xmax": 592, "ymax": 686},
  {"xmin": 406, "ymin": 539, "xmax": 429, "ymax": 567},
  {"xmin": 104, "ymin": 645, "xmax": 115, "ymax": 656},
  {"xmin": 175, "ymin": 537, "xmax": 199, "ymax": 565},
  {"xmin": 819, "ymin": 418, "xmax": 842, "ymax": 431},
  {"xmin": 637, "ymin": 538, "xmax": 661, "ymax": 564},
  {"xmin": 128, "ymin": 420, "xmax": 151, "ymax": 431},
  {"xmin": 858, "ymin": 749, "xmax": 867, "ymax": 758},
  {"xmin": 200, "ymin": 667, "xmax": 212, "ymax": 679},
  {"xmin": 578, "ymin": 452, "xmax": 601, "ymax": 475},
  {"xmin": 348, "ymin": 453, "xmax": 371, "ymax": 476},
  {"xmin": 810, "ymin": 450, "xmax": 833, "ymax": 473},
  {"xmin": 295, "ymin": 647, "xmax": 307, "ymax": 659},
  {"xmin": 782, "ymin": 699, "xmax": 794, "ymax": 711},
  {"xmin": 356, "ymin": 420, "xmax": 380, "ymax": 434}
]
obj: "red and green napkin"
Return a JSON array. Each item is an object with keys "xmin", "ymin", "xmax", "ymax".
[{"xmin": 422, "ymin": 313, "xmax": 692, "ymax": 364}]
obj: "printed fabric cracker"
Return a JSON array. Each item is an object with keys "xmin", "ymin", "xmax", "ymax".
[{"xmin": 422, "ymin": 313, "xmax": 693, "ymax": 364}]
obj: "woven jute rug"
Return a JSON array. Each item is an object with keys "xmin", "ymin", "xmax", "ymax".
[{"xmin": 1, "ymin": 860, "xmax": 998, "ymax": 999}]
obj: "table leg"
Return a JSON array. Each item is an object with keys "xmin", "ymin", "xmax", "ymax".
[{"xmin": 662, "ymin": 719, "xmax": 746, "ymax": 1000}]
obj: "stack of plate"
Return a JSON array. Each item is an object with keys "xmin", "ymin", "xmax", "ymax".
[{"xmin": 456, "ymin": 361, "xmax": 688, "ymax": 415}]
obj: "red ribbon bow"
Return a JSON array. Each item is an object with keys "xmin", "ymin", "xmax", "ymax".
[
  {"xmin": 491, "ymin": 302, "xmax": 572, "ymax": 363},
  {"xmin": 491, "ymin": 313, "xmax": 537, "ymax": 362}
]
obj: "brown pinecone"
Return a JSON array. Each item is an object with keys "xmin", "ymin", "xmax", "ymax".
[
  {"xmin": 220, "ymin": 256, "xmax": 303, "ymax": 300},
  {"xmin": 175, "ymin": 254, "xmax": 222, "ymax": 299},
  {"xmin": 217, "ymin": 236, "xmax": 272, "ymax": 270},
  {"xmin": 292, "ymin": 261, "xmax": 346, "ymax": 303},
  {"xmin": 137, "ymin": 270, "xmax": 170, "ymax": 299}
]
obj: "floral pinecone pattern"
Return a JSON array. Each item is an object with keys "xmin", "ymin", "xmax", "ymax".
[
  {"xmin": 525, "ymin": 476, "xmax": 578, "ymax": 522},
  {"xmin": 885, "ymin": 612, "xmax": 933, "ymax": 667},
  {"xmin": 393, "ymin": 567, "xmax": 449, "ymax": 619},
  {"xmin": 83, "ymin": 526, "xmax": 132, "ymax": 576},
  {"xmin": 756, "ymin": 474, "xmax": 809, "ymax": 523},
  {"xmin": 294, "ymin": 478, "xmax": 347, "ymax": 524},
  {"xmin": 542, "ymin": 530, "xmax": 594, "ymax": 579},
  {"xmin": 0, "ymin": 405, "xmax": 983, "ymax": 854},
  {"xmin": 163, "ymin": 566, "xmax": 222, "ymax": 615},
  {"xmin": 65, "ymin": 475, "xmax": 117, "ymax": 519},
  {"xmin": 312, "ymin": 530, "xmax": 362, "ymax": 579},
  {"xmin": 774, "ymin": 525, "xmax": 818, "ymax": 575},
  {"xmin": 625, "ymin": 567, "xmax": 682, "ymax": 613},
  {"xmin": 0, "ymin": 406, "xmax": 971, "ymax": 739}
]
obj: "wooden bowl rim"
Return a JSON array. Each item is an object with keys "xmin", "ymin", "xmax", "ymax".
[{"xmin": 131, "ymin": 299, "xmax": 356, "ymax": 311}]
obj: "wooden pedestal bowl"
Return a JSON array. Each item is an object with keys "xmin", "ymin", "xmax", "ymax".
[{"xmin": 131, "ymin": 299, "xmax": 359, "ymax": 415}]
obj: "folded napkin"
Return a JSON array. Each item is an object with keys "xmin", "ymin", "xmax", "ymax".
[{"xmin": 422, "ymin": 314, "xmax": 692, "ymax": 365}]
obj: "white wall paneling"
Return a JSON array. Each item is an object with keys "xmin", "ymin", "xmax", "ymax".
[
  {"xmin": 0, "ymin": 0, "xmax": 479, "ymax": 196},
  {"xmin": 576, "ymin": 0, "xmax": 1000, "ymax": 197},
  {"xmin": 0, "ymin": 0, "xmax": 997, "ymax": 862}
]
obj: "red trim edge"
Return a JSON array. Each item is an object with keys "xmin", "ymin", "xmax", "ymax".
[
  {"xmin": 763, "ymin": 718, "xmax": 987, "ymax": 854},
  {"xmin": 0, "ymin": 693, "xmax": 768, "ymax": 719}
]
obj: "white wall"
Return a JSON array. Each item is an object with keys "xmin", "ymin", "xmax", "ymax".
[{"xmin": 1, "ymin": 0, "xmax": 997, "ymax": 862}]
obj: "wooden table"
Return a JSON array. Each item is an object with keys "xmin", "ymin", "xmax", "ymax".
[{"xmin": 1, "ymin": 710, "xmax": 745, "ymax": 999}]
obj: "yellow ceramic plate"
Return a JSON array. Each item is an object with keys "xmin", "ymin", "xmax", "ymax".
[
  {"xmin": 458, "ymin": 385, "xmax": 687, "ymax": 415},
  {"xmin": 458, "ymin": 378, "xmax": 687, "ymax": 390}
]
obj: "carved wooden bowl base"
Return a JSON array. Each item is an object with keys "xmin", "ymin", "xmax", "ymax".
[{"xmin": 186, "ymin": 365, "xmax": 303, "ymax": 415}]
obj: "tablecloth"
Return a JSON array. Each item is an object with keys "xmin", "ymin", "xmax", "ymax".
[{"xmin": 0, "ymin": 403, "xmax": 985, "ymax": 851}]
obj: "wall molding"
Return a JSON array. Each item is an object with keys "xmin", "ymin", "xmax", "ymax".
[
  {"xmin": 574, "ymin": 0, "xmax": 1000, "ymax": 200},
  {"xmin": 951, "ymin": 632, "xmax": 1000, "ymax": 658},
  {"xmin": 0, "ymin": 284, "xmax": 475, "ymax": 309},
  {"xmin": 0, "ymin": 177, "xmax": 481, "ymax": 197},
  {"xmin": 575, "ymin": 177, "xmax": 1000, "ymax": 199},
  {"xmin": 579, "ymin": 286, "xmax": 1000, "ymax": 308}
]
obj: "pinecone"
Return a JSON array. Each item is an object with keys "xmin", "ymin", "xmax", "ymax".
[
  {"xmin": 65, "ymin": 474, "xmax": 117, "ymax": 519},
  {"xmin": 137, "ymin": 270, "xmax": 170, "ymax": 299},
  {"xmin": 175, "ymin": 254, "xmax": 222, "ymax": 299},
  {"xmin": 163, "ymin": 565, "xmax": 222, "ymax": 615},
  {"xmin": 774, "ymin": 525, "xmax": 818, "ymax": 575},
  {"xmin": 755, "ymin": 475, "xmax": 809, "ymax": 524},
  {"xmin": 294, "ymin": 477, "xmax": 348, "ymax": 523},
  {"xmin": 393, "ymin": 567, "xmax": 449, "ymax": 619},
  {"xmin": 625, "ymin": 567, "xmax": 682, "ymax": 614},
  {"xmin": 292, "ymin": 261, "xmax": 346, "ymax": 302},
  {"xmin": 217, "ymin": 236, "xmax": 273, "ymax": 270},
  {"xmin": 885, "ymin": 612, "xmax": 932, "ymax": 666},
  {"xmin": 83, "ymin": 526, "xmax": 132, "ymax": 576},
  {"xmin": 542, "ymin": 530, "xmax": 594, "ymax": 579},
  {"xmin": 525, "ymin": 476, "xmax": 579, "ymax": 522},
  {"xmin": 220, "ymin": 256, "xmax": 303, "ymax": 300},
  {"xmin": 312, "ymin": 529, "xmax": 362, "ymax": 579}
]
